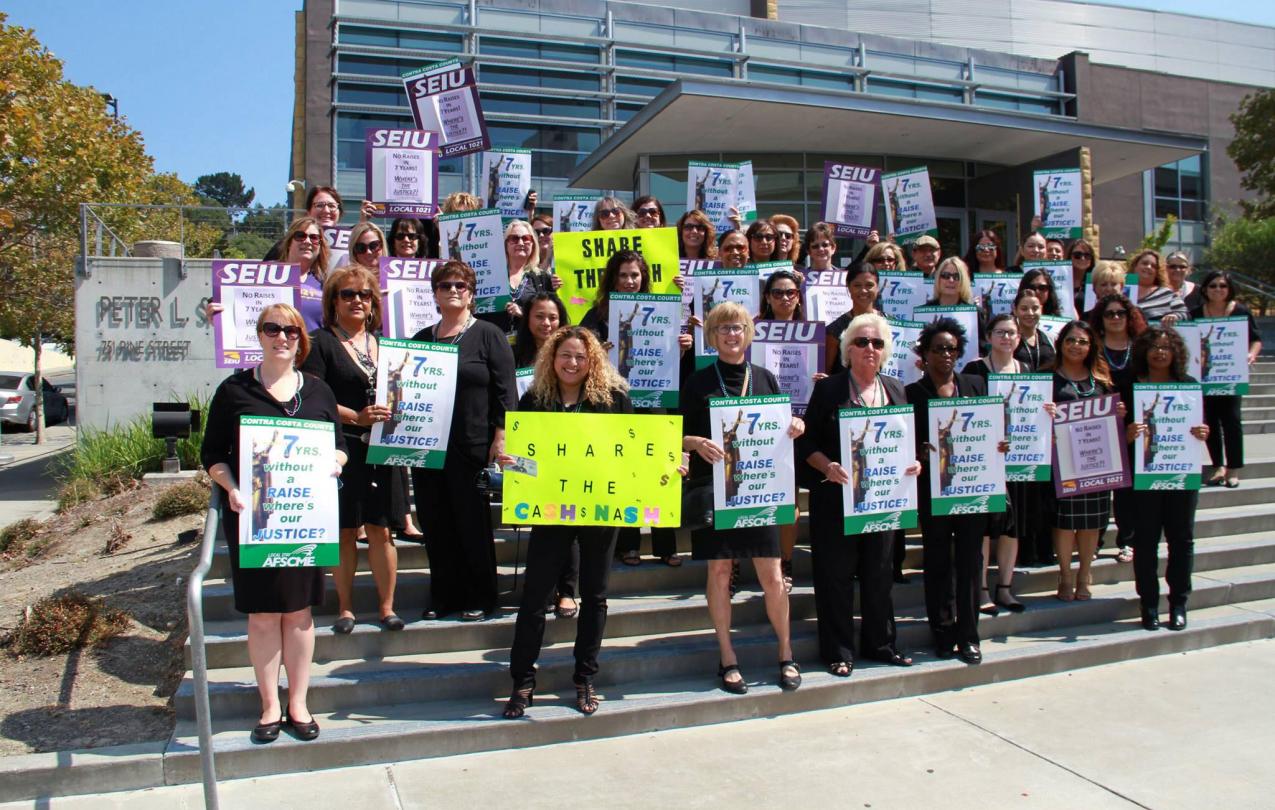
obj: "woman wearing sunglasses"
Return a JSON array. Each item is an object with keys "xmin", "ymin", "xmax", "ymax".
[
  {"xmin": 1068, "ymin": 239, "xmax": 1097, "ymax": 315},
  {"xmin": 1017, "ymin": 268, "xmax": 1062, "ymax": 317},
  {"xmin": 591, "ymin": 196, "xmax": 635, "ymax": 230},
  {"xmin": 388, "ymin": 218, "xmax": 433, "ymax": 260},
  {"xmin": 677, "ymin": 210, "xmax": 718, "ymax": 260},
  {"xmin": 905, "ymin": 318, "xmax": 994, "ymax": 665},
  {"xmin": 770, "ymin": 215, "xmax": 801, "ymax": 264},
  {"xmin": 1129, "ymin": 249, "xmax": 1188, "ymax": 326},
  {"xmin": 202, "ymin": 303, "xmax": 347, "ymax": 743},
  {"xmin": 300, "ymin": 267, "xmax": 403, "ymax": 634},
  {"xmin": 746, "ymin": 220, "xmax": 781, "ymax": 263},
  {"xmin": 800, "ymin": 312, "xmax": 918, "ymax": 677},
  {"xmin": 209, "ymin": 217, "xmax": 331, "ymax": 332},
  {"xmin": 633, "ymin": 195, "xmax": 666, "ymax": 229},
  {"xmin": 1191, "ymin": 270, "xmax": 1262, "ymax": 487},
  {"xmin": 345, "ymin": 222, "xmax": 386, "ymax": 271},
  {"xmin": 964, "ymin": 229, "xmax": 1005, "ymax": 275},
  {"xmin": 484, "ymin": 220, "xmax": 560, "ymax": 335}
]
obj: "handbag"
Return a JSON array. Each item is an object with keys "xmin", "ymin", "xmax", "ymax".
[{"xmin": 681, "ymin": 476, "xmax": 714, "ymax": 531}]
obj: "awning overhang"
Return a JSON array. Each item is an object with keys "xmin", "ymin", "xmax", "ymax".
[{"xmin": 570, "ymin": 78, "xmax": 1206, "ymax": 189}]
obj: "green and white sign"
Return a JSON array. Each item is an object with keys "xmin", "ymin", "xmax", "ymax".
[
  {"xmin": 709, "ymin": 394, "xmax": 795, "ymax": 530},
  {"xmin": 367, "ymin": 338, "xmax": 459, "ymax": 467},
  {"xmin": 1038, "ymin": 315, "xmax": 1070, "ymax": 344},
  {"xmin": 237, "ymin": 415, "xmax": 339, "ymax": 568},
  {"xmin": 878, "ymin": 272, "xmax": 929, "ymax": 322},
  {"xmin": 1033, "ymin": 168, "xmax": 1083, "ymax": 240},
  {"xmin": 481, "ymin": 148, "xmax": 532, "ymax": 218},
  {"xmin": 552, "ymin": 193, "xmax": 596, "ymax": 233},
  {"xmin": 437, "ymin": 208, "xmax": 507, "ymax": 314},
  {"xmin": 1171, "ymin": 322, "xmax": 1203, "ymax": 381},
  {"xmin": 990, "ymin": 373, "xmax": 1053, "ymax": 482},
  {"xmin": 692, "ymin": 265, "xmax": 760, "ymax": 367},
  {"xmin": 881, "ymin": 166, "xmax": 937, "ymax": 243},
  {"xmin": 881, "ymin": 318, "xmax": 924, "ymax": 387},
  {"xmin": 1196, "ymin": 316, "xmax": 1250, "ymax": 395},
  {"xmin": 927, "ymin": 396, "xmax": 1007, "ymax": 515},
  {"xmin": 1133, "ymin": 382, "xmax": 1203, "ymax": 490},
  {"xmin": 914, "ymin": 304, "xmax": 980, "ymax": 371},
  {"xmin": 974, "ymin": 273, "xmax": 1018, "ymax": 318},
  {"xmin": 1023, "ymin": 260, "xmax": 1077, "ymax": 319},
  {"xmin": 839, "ymin": 405, "xmax": 919, "ymax": 534},
  {"xmin": 609, "ymin": 293, "xmax": 681, "ymax": 408},
  {"xmin": 515, "ymin": 366, "xmax": 535, "ymax": 399},
  {"xmin": 688, "ymin": 160, "xmax": 757, "ymax": 232}
]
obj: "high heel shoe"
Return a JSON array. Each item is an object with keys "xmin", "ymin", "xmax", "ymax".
[
  {"xmin": 979, "ymin": 587, "xmax": 999, "ymax": 616},
  {"xmin": 575, "ymin": 679, "xmax": 600, "ymax": 715},
  {"xmin": 502, "ymin": 681, "xmax": 535, "ymax": 719}
]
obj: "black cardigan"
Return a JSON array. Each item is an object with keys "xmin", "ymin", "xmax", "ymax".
[{"xmin": 796, "ymin": 371, "xmax": 906, "ymax": 490}]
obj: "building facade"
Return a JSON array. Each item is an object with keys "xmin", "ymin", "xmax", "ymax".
[{"xmin": 292, "ymin": 0, "xmax": 1270, "ymax": 262}]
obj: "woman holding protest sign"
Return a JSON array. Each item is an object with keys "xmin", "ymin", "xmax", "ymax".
[
  {"xmin": 800, "ymin": 312, "xmax": 918, "ymax": 675},
  {"xmin": 1068, "ymin": 239, "xmax": 1097, "ymax": 314},
  {"xmin": 678, "ymin": 210, "xmax": 718, "ymax": 260},
  {"xmin": 1017, "ymin": 268, "xmax": 1062, "ymax": 318},
  {"xmin": 905, "ymin": 317, "xmax": 991, "ymax": 664},
  {"xmin": 719, "ymin": 230, "xmax": 749, "ymax": 269},
  {"xmin": 501, "ymin": 327, "xmax": 635, "ymax": 718},
  {"xmin": 633, "ymin": 195, "xmax": 666, "ymax": 229},
  {"xmin": 300, "ymin": 266, "xmax": 404, "ymax": 633},
  {"xmin": 1008, "ymin": 232, "xmax": 1049, "ymax": 273},
  {"xmin": 412, "ymin": 260, "xmax": 518, "ymax": 621},
  {"xmin": 1082, "ymin": 262, "xmax": 1129, "ymax": 320},
  {"xmin": 926, "ymin": 257, "xmax": 976, "ymax": 307},
  {"xmin": 1049, "ymin": 320, "xmax": 1123, "ymax": 602},
  {"xmin": 1191, "ymin": 270, "xmax": 1262, "ymax": 487},
  {"xmin": 1120, "ymin": 327, "xmax": 1209, "ymax": 630},
  {"xmin": 746, "ymin": 220, "xmax": 781, "ymax": 263},
  {"xmin": 681, "ymin": 301, "xmax": 806, "ymax": 692},
  {"xmin": 389, "ymin": 218, "xmax": 432, "ymax": 260},
  {"xmin": 530, "ymin": 214, "xmax": 555, "ymax": 271},
  {"xmin": 202, "ymin": 303, "xmax": 347, "ymax": 743},
  {"xmin": 208, "ymin": 217, "xmax": 331, "ymax": 332},
  {"xmin": 1130, "ymin": 249, "xmax": 1188, "ymax": 326},
  {"xmin": 1011, "ymin": 290, "xmax": 1055, "ymax": 372},
  {"xmin": 262, "ymin": 186, "xmax": 345, "ymax": 262}
]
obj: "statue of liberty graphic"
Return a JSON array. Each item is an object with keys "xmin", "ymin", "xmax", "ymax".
[
  {"xmin": 250, "ymin": 430, "xmax": 283, "ymax": 538},
  {"xmin": 616, "ymin": 303, "xmax": 639, "ymax": 380},
  {"xmin": 1038, "ymin": 179, "xmax": 1052, "ymax": 225},
  {"xmin": 446, "ymin": 226, "xmax": 463, "ymax": 264},
  {"xmin": 694, "ymin": 171, "xmax": 710, "ymax": 214},
  {"xmin": 850, "ymin": 419, "xmax": 870, "ymax": 508},
  {"xmin": 1143, "ymin": 393, "xmax": 1162, "ymax": 469},
  {"xmin": 486, "ymin": 158, "xmax": 502, "ymax": 210},
  {"xmin": 382, "ymin": 354, "xmax": 409, "ymax": 438},
  {"xmin": 721, "ymin": 409, "xmax": 746, "ymax": 503}
]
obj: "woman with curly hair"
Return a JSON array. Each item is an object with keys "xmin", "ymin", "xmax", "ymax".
[
  {"xmin": 770, "ymin": 214, "xmax": 801, "ymax": 264},
  {"xmin": 501, "ymin": 326, "xmax": 633, "ymax": 718},
  {"xmin": 677, "ymin": 209, "xmax": 718, "ymax": 260},
  {"xmin": 1120, "ymin": 327, "xmax": 1209, "ymax": 631},
  {"xmin": 1129, "ymin": 249, "xmax": 1188, "ymax": 326}
]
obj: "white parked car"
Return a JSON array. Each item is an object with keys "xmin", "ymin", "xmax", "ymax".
[{"xmin": 0, "ymin": 372, "xmax": 70, "ymax": 431}]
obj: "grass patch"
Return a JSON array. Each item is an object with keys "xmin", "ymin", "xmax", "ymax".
[
  {"xmin": 0, "ymin": 519, "xmax": 42, "ymax": 555},
  {"xmin": 57, "ymin": 478, "xmax": 101, "ymax": 512},
  {"xmin": 4, "ymin": 592, "xmax": 131, "ymax": 657},
  {"xmin": 152, "ymin": 477, "xmax": 210, "ymax": 521}
]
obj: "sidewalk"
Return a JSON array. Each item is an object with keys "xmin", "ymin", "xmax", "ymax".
[
  {"xmin": 0, "ymin": 424, "xmax": 76, "ymax": 525},
  {"xmin": 7, "ymin": 636, "xmax": 1272, "ymax": 809}
]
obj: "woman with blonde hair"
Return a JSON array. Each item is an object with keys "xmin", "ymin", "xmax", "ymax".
[
  {"xmin": 592, "ymin": 196, "xmax": 635, "ymax": 230},
  {"xmin": 501, "ymin": 326, "xmax": 633, "ymax": 718},
  {"xmin": 864, "ymin": 241, "xmax": 903, "ymax": 271},
  {"xmin": 770, "ymin": 214, "xmax": 801, "ymax": 263},
  {"xmin": 925, "ymin": 257, "xmax": 975, "ymax": 306},
  {"xmin": 344, "ymin": 221, "xmax": 386, "ymax": 271}
]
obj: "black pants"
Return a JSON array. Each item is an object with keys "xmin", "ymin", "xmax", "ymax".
[
  {"xmin": 1204, "ymin": 395, "xmax": 1244, "ymax": 469},
  {"xmin": 614, "ymin": 527, "xmax": 677, "ymax": 558},
  {"xmin": 554, "ymin": 540, "xmax": 580, "ymax": 600},
  {"xmin": 892, "ymin": 529, "xmax": 906, "ymax": 577},
  {"xmin": 412, "ymin": 448, "xmax": 497, "ymax": 614},
  {"xmin": 1131, "ymin": 490, "xmax": 1197, "ymax": 608},
  {"xmin": 809, "ymin": 488, "xmax": 898, "ymax": 663},
  {"xmin": 509, "ymin": 525, "xmax": 618, "ymax": 686},
  {"xmin": 920, "ymin": 513, "xmax": 985, "ymax": 645},
  {"xmin": 1111, "ymin": 488, "xmax": 1136, "ymax": 547}
]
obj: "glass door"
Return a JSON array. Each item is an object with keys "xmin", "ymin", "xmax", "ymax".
[
  {"xmin": 973, "ymin": 209, "xmax": 1018, "ymax": 263},
  {"xmin": 934, "ymin": 207, "xmax": 968, "ymax": 265}
]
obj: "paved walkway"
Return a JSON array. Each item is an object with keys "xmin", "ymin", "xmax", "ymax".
[
  {"xmin": 0, "ymin": 424, "xmax": 76, "ymax": 525},
  {"xmin": 6, "ymin": 637, "xmax": 1272, "ymax": 809}
]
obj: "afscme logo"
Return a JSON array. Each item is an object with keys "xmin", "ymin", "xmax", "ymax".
[
  {"xmin": 948, "ymin": 496, "xmax": 990, "ymax": 515},
  {"xmin": 262, "ymin": 543, "xmax": 318, "ymax": 568},
  {"xmin": 1148, "ymin": 476, "xmax": 1187, "ymax": 490},
  {"xmin": 732, "ymin": 506, "xmax": 778, "ymax": 528},
  {"xmin": 861, "ymin": 511, "xmax": 903, "ymax": 532}
]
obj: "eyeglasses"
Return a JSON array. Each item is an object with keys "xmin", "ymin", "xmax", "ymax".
[
  {"xmin": 311, "ymin": 202, "xmax": 340, "ymax": 211},
  {"xmin": 291, "ymin": 231, "xmax": 322, "ymax": 243},
  {"xmin": 260, "ymin": 322, "xmax": 303, "ymax": 340},
  {"xmin": 636, "ymin": 207, "xmax": 660, "ymax": 218},
  {"xmin": 533, "ymin": 228, "xmax": 552, "ymax": 237},
  {"xmin": 338, "ymin": 289, "xmax": 374, "ymax": 302},
  {"xmin": 768, "ymin": 288, "xmax": 799, "ymax": 300},
  {"xmin": 435, "ymin": 281, "xmax": 470, "ymax": 293},
  {"xmin": 975, "ymin": 244, "xmax": 997, "ymax": 253},
  {"xmin": 991, "ymin": 329, "xmax": 1018, "ymax": 339},
  {"xmin": 394, "ymin": 232, "xmax": 420, "ymax": 241},
  {"xmin": 1102, "ymin": 309, "xmax": 1128, "ymax": 320},
  {"xmin": 506, "ymin": 234, "xmax": 534, "ymax": 243},
  {"xmin": 682, "ymin": 223, "xmax": 707, "ymax": 232},
  {"xmin": 597, "ymin": 207, "xmax": 622, "ymax": 218},
  {"xmin": 1149, "ymin": 344, "xmax": 1174, "ymax": 354},
  {"xmin": 1063, "ymin": 336, "xmax": 1091, "ymax": 346},
  {"xmin": 938, "ymin": 272, "xmax": 960, "ymax": 282},
  {"xmin": 811, "ymin": 241, "xmax": 834, "ymax": 250},
  {"xmin": 751, "ymin": 234, "xmax": 776, "ymax": 242},
  {"xmin": 1027, "ymin": 284, "xmax": 1050, "ymax": 292},
  {"xmin": 1071, "ymin": 252, "xmax": 1093, "ymax": 259},
  {"xmin": 851, "ymin": 337, "xmax": 886, "ymax": 350},
  {"xmin": 1167, "ymin": 264, "xmax": 1190, "ymax": 272},
  {"xmin": 1206, "ymin": 283, "xmax": 1229, "ymax": 290},
  {"xmin": 353, "ymin": 240, "xmax": 382, "ymax": 255},
  {"xmin": 715, "ymin": 324, "xmax": 746, "ymax": 335},
  {"xmin": 928, "ymin": 345, "xmax": 960, "ymax": 355}
]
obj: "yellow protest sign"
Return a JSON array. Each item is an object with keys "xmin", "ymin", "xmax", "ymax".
[
  {"xmin": 552, "ymin": 227, "xmax": 680, "ymax": 325},
  {"xmin": 501, "ymin": 411, "xmax": 684, "ymax": 527}
]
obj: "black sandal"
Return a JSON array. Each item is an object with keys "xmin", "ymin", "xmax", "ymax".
[
  {"xmin": 827, "ymin": 661, "xmax": 851, "ymax": 678},
  {"xmin": 502, "ymin": 681, "xmax": 535, "ymax": 719},
  {"xmin": 575, "ymin": 680, "xmax": 600, "ymax": 715},
  {"xmin": 718, "ymin": 662, "xmax": 747, "ymax": 694},
  {"xmin": 779, "ymin": 660, "xmax": 802, "ymax": 691},
  {"xmin": 555, "ymin": 596, "xmax": 578, "ymax": 619}
]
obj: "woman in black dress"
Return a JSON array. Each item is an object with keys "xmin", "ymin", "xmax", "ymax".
[
  {"xmin": 905, "ymin": 318, "xmax": 992, "ymax": 665},
  {"xmin": 1121, "ymin": 327, "xmax": 1210, "ymax": 630},
  {"xmin": 501, "ymin": 326, "xmax": 634, "ymax": 717},
  {"xmin": 799, "ymin": 312, "xmax": 918, "ymax": 676},
  {"xmin": 202, "ymin": 303, "xmax": 347, "ymax": 743},
  {"xmin": 412, "ymin": 260, "xmax": 517, "ymax": 621},
  {"xmin": 681, "ymin": 301, "xmax": 806, "ymax": 693},
  {"xmin": 301, "ymin": 266, "xmax": 403, "ymax": 633}
]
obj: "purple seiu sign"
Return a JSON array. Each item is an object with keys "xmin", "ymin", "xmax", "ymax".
[
  {"xmin": 211, "ymin": 261, "xmax": 301, "ymax": 369},
  {"xmin": 1051, "ymin": 393, "xmax": 1132, "ymax": 498},
  {"xmin": 401, "ymin": 59, "xmax": 491, "ymax": 158},
  {"xmin": 822, "ymin": 163, "xmax": 880, "ymax": 239},
  {"xmin": 365, "ymin": 129, "xmax": 440, "ymax": 218},
  {"xmin": 750, "ymin": 320, "xmax": 826, "ymax": 416}
]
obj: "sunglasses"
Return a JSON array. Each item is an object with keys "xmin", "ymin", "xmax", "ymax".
[
  {"xmin": 768, "ymin": 288, "xmax": 799, "ymax": 299},
  {"xmin": 597, "ymin": 207, "xmax": 622, "ymax": 218},
  {"xmin": 751, "ymin": 234, "xmax": 776, "ymax": 242},
  {"xmin": 353, "ymin": 240, "xmax": 382, "ymax": 255},
  {"xmin": 938, "ymin": 272, "xmax": 960, "ymax": 282},
  {"xmin": 1071, "ymin": 252, "xmax": 1093, "ymax": 259},
  {"xmin": 394, "ymin": 232, "xmax": 420, "ymax": 241},
  {"xmin": 1206, "ymin": 283, "xmax": 1229, "ymax": 290},
  {"xmin": 1149, "ymin": 344, "xmax": 1174, "ymax": 354},
  {"xmin": 635, "ymin": 207, "xmax": 660, "ymax": 217},
  {"xmin": 682, "ymin": 223, "xmax": 707, "ymax": 232},
  {"xmin": 975, "ymin": 244, "xmax": 997, "ymax": 253},
  {"xmin": 435, "ymin": 281, "xmax": 470, "ymax": 292},
  {"xmin": 1063, "ymin": 336, "xmax": 1091, "ymax": 346},
  {"xmin": 506, "ymin": 234, "xmax": 534, "ymax": 243},
  {"xmin": 928, "ymin": 345, "xmax": 960, "ymax": 355},
  {"xmin": 851, "ymin": 337, "xmax": 886, "ymax": 350},
  {"xmin": 775, "ymin": 231, "xmax": 794, "ymax": 240},
  {"xmin": 1027, "ymin": 284, "xmax": 1050, "ymax": 292},
  {"xmin": 338, "ymin": 289, "xmax": 374, "ymax": 302},
  {"xmin": 533, "ymin": 228, "xmax": 552, "ymax": 237},
  {"xmin": 291, "ymin": 231, "xmax": 322, "ymax": 243},
  {"xmin": 811, "ymin": 241, "xmax": 834, "ymax": 250},
  {"xmin": 1167, "ymin": 264, "xmax": 1190, "ymax": 272},
  {"xmin": 260, "ymin": 322, "xmax": 302, "ymax": 340},
  {"xmin": 1103, "ymin": 309, "xmax": 1128, "ymax": 320}
]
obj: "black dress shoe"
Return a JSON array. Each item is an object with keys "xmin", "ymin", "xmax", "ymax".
[
  {"xmin": 872, "ymin": 648, "xmax": 914, "ymax": 667},
  {"xmin": 1167, "ymin": 604, "xmax": 1187, "ymax": 631},
  {"xmin": 288, "ymin": 716, "xmax": 320, "ymax": 741},
  {"xmin": 934, "ymin": 628, "xmax": 956, "ymax": 659},
  {"xmin": 379, "ymin": 614, "xmax": 405, "ymax": 631},
  {"xmin": 1140, "ymin": 605, "xmax": 1160, "ymax": 631},
  {"xmin": 957, "ymin": 642, "xmax": 982, "ymax": 665},
  {"xmin": 251, "ymin": 717, "xmax": 284, "ymax": 744},
  {"xmin": 332, "ymin": 616, "xmax": 355, "ymax": 635},
  {"xmin": 460, "ymin": 609, "xmax": 488, "ymax": 622}
]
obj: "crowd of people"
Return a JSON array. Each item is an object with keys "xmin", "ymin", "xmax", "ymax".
[{"xmin": 201, "ymin": 184, "xmax": 1262, "ymax": 743}]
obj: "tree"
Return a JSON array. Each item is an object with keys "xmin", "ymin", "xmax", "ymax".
[
  {"xmin": 1140, "ymin": 214, "xmax": 1177, "ymax": 253},
  {"xmin": 1228, "ymin": 88, "xmax": 1275, "ymax": 219},
  {"xmin": 194, "ymin": 171, "xmax": 254, "ymax": 208},
  {"xmin": 0, "ymin": 14, "xmax": 154, "ymax": 442},
  {"xmin": 1206, "ymin": 216, "xmax": 1275, "ymax": 294}
]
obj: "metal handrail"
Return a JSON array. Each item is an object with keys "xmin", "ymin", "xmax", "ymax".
[
  {"xmin": 186, "ymin": 486, "xmax": 222, "ymax": 810},
  {"xmin": 1224, "ymin": 269, "xmax": 1275, "ymax": 301}
]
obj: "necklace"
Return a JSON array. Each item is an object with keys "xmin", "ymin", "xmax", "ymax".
[
  {"xmin": 713, "ymin": 360, "xmax": 752, "ymax": 397},
  {"xmin": 440, "ymin": 315, "xmax": 474, "ymax": 345},
  {"xmin": 1104, "ymin": 343, "xmax": 1131, "ymax": 371},
  {"xmin": 1063, "ymin": 370, "xmax": 1097, "ymax": 398},
  {"xmin": 847, "ymin": 373, "xmax": 883, "ymax": 407},
  {"xmin": 256, "ymin": 368, "xmax": 303, "ymax": 416},
  {"xmin": 1020, "ymin": 332, "xmax": 1040, "ymax": 370},
  {"xmin": 333, "ymin": 324, "xmax": 376, "ymax": 380}
]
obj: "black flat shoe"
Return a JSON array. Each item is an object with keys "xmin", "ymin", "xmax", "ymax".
[
  {"xmin": 778, "ymin": 660, "xmax": 802, "ymax": 691},
  {"xmin": 460, "ymin": 609, "xmax": 488, "ymax": 622},
  {"xmin": 555, "ymin": 597, "xmax": 579, "ymax": 619},
  {"xmin": 288, "ymin": 716, "xmax": 320, "ymax": 741},
  {"xmin": 251, "ymin": 716, "xmax": 284, "ymax": 744},
  {"xmin": 332, "ymin": 616, "xmax": 355, "ymax": 635},
  {"xmin": 872, "ymin": 648, "xmax": 913, "ymax": 667},
  {"xmin": 718, "ymin": 662, "xmax": 747, "ymax": 694},
  {"xmin": 1140, "ymin": 605, "xmax": 1160, "ymax": 631},
  {"xmin": 379, "ymin": 614, "xmax": 405, "ymax": 631},
  {"xmin": 934, "ymin": 629, "xmax": 956, "ymax": 659},
  {"xmin": 957, "ymin": 642, "xmax": 982, "ymax": 665},
  {"xmin": 1167, "ymin": 604, "xmax": 1187, "ymax": 631}
]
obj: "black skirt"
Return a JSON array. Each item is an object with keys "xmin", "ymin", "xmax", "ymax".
[
  {"xmin": 223, "ymin": 508, "xmax": 325, "ymax": 614},
  {"xmin": 338, "ymin": 434, "xmax": 394, "ymax": 530},
  {"xmin": 691, "ymin": 525, "xmax": 781, "ymax": 560}
]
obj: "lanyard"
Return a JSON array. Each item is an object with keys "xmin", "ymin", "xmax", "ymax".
[{"xmin": 713, "ymin": 361, "xmax": 752, "ymax": 398}]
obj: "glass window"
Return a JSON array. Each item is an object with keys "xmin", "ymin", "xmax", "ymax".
[
  {"xmin": 866, "ymin": 77, "xmax": 962, "ymax": 103},
  {"xmin": 615, "ymin": 49, "xmax": 732, "ymax": 77},
  {"xmin": 534, "ymin": 152, "xmax": 587, "ymax": 178},
  {"xmin": 480, "ymin": 65, "xmax": 601, "ymax": 92},
  {"xmin": 1153, "ymin": 157, "xmax": 1206, "ymax": 224},
  {"xmin": 615, "ymin": 75, "xmax": 672, "ymax": 97},
  {"xmin": 338, "ymin": 25, "xmax": 463, "ymax": 52},
  {"xmin": 337, "ymin": 83, "xmax": 408, "ymax": 107},
  {"xmin": 481, "ymin": 37, "xmax": 599, "ymax": 64},
  {"xmin": 335, "ymin": 112, "xmax": 416, "ymax": 170},
  {"xmin": 481, "ymin": 94, "xmax": 602, "ymax": 119},
  {"xmin": 616, "ymin": 103, "xmax": 645, "ymax": 122},
  {"xmin": 749, "ymin": 65, "xmax": 851, "ymax": 90}
]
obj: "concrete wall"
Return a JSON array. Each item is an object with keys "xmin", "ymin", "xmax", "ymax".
[{"xmin": 75, "ymin": 259, "xmax": 224, "ymax": 431}]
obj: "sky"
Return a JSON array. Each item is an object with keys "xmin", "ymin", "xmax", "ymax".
[{"xmin": 4, "ymin": 0, "xmax": 1274, "ymax": 208}]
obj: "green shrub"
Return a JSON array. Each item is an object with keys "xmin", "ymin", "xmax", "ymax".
[
  {"xmin": 152, "ymin": 478, "xmax": 210, "ymax": 520},
  {"xmin": 0, "ymin": 519, "xmax": 42, "ymax": 555},
  {"xmin": 56, "ymin": 478, "xmax": 101, "ymax": 512},
  {"xmin": 4, "ymin": 593, "xmax": 131, "ymax": 656}
]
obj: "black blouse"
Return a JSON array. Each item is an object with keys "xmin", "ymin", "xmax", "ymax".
[
  {"xmin": 680, "ymin": 359, "xmax": 781, "ymax": 482},
  {"xmin": 517, "ymin": 387, "xmax": 633, "ymax": 415},
  {"xmin": 1189, "ymin": 302, "xmax": 1261, "ymax": 346},
  {"xmin": 1014, "ymin": 328, "xmax": 1056, "ymax": 371},
  {"xmin": 796, "ymin": 370, "xmax": 905, "ymax": 489},
  {"xmin": 412, "ymin": 317, "xmax": 517, "ymax": 451},
  {"xmin": 200, "ymin": 369, "xmax": 347, "ymax": 479},
  {"xmin": 300, "ymin": 328, "xmax": 376, "ymax": 437}
]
